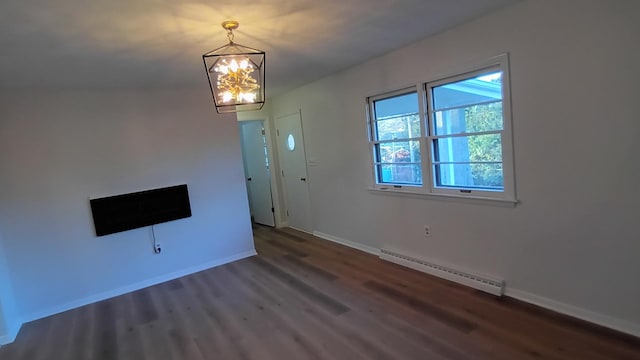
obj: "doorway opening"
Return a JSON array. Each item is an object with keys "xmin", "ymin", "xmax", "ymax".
[{"xmin": 239, "ymin": 120, "xmax": 276, "ymax": 227}]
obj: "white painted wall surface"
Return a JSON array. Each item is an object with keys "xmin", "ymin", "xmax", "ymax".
[
  {"xmin": 0, "ymin": 231, "xmax": 20, "ymax": 344},
  {"xmin": 0, "ymin": 88, "xmax": 255, "ymax": 322},
  {"xmin": 0, "ymin": 232, "xmax": 7, "ymax": 337},
  {"xmin": 269, "ymin": 0, "xmax": 640, "ymax": 334}
]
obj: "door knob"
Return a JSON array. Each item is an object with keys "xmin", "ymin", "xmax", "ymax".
[
  {"xmin": 247, "ymin": 177, "xmax": 252, "ymax": 181},
  {"xmin": 300, "ymin": 178, "xmax": 306, "ymax": 181}
]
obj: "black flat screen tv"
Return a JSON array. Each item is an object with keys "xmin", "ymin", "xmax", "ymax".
[{"xmin": 90, "ymin": 184, "xmax": 191, "ymax": 236}]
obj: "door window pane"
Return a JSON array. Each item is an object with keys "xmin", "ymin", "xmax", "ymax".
[{"xmin": 286, "ymin": 133, "xmax": 295, "ymax": 151}]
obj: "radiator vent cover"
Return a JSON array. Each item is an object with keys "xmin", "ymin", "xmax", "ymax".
[{"xmin": 380, "ymin": 248, "xmax": 505, "ymax": 296}]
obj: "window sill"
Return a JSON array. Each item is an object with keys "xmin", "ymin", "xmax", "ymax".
[{"xmin": 367, "ymin": 187, "xmax": 518, "ymax": 207}]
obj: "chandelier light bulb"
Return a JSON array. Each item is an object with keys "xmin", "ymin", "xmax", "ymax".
[
  {"xmin": 229, "ymin": 59, "xmax": 239, "ymax": 72},
  {"xmin": 213, "ymin": 56, "xmax": 259, "ymax": 104}
]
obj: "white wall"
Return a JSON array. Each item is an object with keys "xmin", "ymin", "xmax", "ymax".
[
  {"xmin": 0, "ymin": 88, "xmax": 255, "ymax": 328},
  {"xmin": 0, "ymin": 233, "xmax": 7, "ymax": 336},
  {"xmin": 269, "ymin": 0, "xmax": 640, "ymax": 335},
  {"xmin": 0, "ymin": 230, "xmax": 20, "ymax": 344}
]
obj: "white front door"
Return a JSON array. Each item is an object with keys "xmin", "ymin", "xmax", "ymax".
[
  {"xmin": 239, "ymin": 120, "xmax": 275, "ymax": 227},
  {"xmin": 276, "ymin": 111, "xmax": 312, "ymax": 232}
]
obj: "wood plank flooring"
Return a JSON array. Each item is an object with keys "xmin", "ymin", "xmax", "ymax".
[{"xmin": 1, "ymin": 225, "xmax": 639, "ymax": 359}]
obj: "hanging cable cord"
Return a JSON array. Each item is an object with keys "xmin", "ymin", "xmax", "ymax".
[{"xmin": 151, "ymin": 225, "xmax": 161, "ymax": 254}]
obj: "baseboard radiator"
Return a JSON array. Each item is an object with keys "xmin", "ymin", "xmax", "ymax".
[{"xmin": 379, "ymin": 248, "xmax": 505, "ymax": 296}]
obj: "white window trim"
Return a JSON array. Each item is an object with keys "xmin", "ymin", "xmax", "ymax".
[
  {"xmin": 367, "ymin": 186, "xmax": 518, "ymax": 207},
  {"xmin": 366, "ymin": 53, "xmax": 517, "ymax": 205},
  {"xmin": 367, "ymin": 87, "xmax": 425, "ymax": 193}
]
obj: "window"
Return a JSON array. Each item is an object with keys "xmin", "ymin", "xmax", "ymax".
[
  {"xmin": 369, "ymin": 90, "xmax": 422, "ymax": 186},
  {"xmin": 367, "ymin": 54, "xmax": 515, "ymax": 202}
]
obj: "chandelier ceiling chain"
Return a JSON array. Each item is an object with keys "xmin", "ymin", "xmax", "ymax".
[{"xmin": 222, "ymin": 20, "xmax": 238, "ymax": 44}]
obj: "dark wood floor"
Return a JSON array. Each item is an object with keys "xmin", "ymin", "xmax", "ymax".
[{"xmin": 1, "ymin": 226, "xmax": 639, "ymax": 360}]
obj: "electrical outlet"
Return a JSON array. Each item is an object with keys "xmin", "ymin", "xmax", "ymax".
[{"xmin": 424, "ymin": 225, "xmax": 431, "ymax": 237}]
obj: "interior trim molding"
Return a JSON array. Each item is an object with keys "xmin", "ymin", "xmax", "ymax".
[
  {"xmin": 312, "ymin": 231, "xmax": 379, "ymax": 256},
  {"xmin": 21, "ymin": 249, "xmax": 257, "ymax": 325},
  {"xmin": 505, "ymin": 288, "xmax": 640, "ymax": 338}
]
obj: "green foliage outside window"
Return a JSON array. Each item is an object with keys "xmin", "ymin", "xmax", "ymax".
[{"xmin": 465, "ymin": 102, "xmax": 504, "ymax": 187}]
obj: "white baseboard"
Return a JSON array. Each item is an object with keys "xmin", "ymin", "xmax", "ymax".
[
  {"xmin": 289, "ymin": 226, "xmax": 313, "ymax": 234},
  {"xmin": 312, "ymin": 231, "xmax": 379, "ymax": 256},
  {"xmin": 22, "ymin": 249, "xmax": 257, "ymax": 324},
  {"xmin": 0, "ymin": 320, "xmax": 22, "ymax": 346},
  {"xmin": 505, "ymin": 288, "xmax": 640, "ymax": 338},
  {"xmin": 277, "ymin": 221, "xmax": 289, "ymax": 229}
]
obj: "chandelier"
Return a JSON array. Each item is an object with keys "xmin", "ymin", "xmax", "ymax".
[{"xmin": 202, "ymin": 21, "xmax": 265, "ymax": 113}]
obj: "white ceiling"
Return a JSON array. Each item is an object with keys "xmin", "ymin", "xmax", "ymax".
[{"xmin": 0, "ymin": 0, "xmax": 520, "ymax": 96}]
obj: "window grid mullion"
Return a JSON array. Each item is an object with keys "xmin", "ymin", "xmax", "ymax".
[
  {"xmin": 432, "ymin": 161, "xmax": 503, "ymax": 165},
  {"xmin": 371, "ymin": 137, "xmax": 422, "ymax": 145},
  {"xmin": 374, "ymin": 162, "xmax": 422, "ymax": 166},
  {"xmin": 427, "ymin": 129, "xmax": 503, "ymax": 140},
  {"xmin": 374, "ymin": 112, "xmax": 419, "ymax": 122},
  {"xmin": 432, "ymin": 99, "xmax": 502, "ymax": 113},
  {"xmin": 424, "ymin": 83, "xmax": 436, "ymax": 192}
]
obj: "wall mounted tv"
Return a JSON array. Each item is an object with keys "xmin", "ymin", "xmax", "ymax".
[{"xmin": 90, "ymin": 184, "xmax": 191, "ymax": 236}]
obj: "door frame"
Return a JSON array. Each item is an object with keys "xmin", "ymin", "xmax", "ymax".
[
  {"xmin": 237, "ymin": 117, "xmax": 284, "ymax": 227},
  {"xmin": 238, "ymin": 120, "xmax": 275, "ymax": 227}
]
